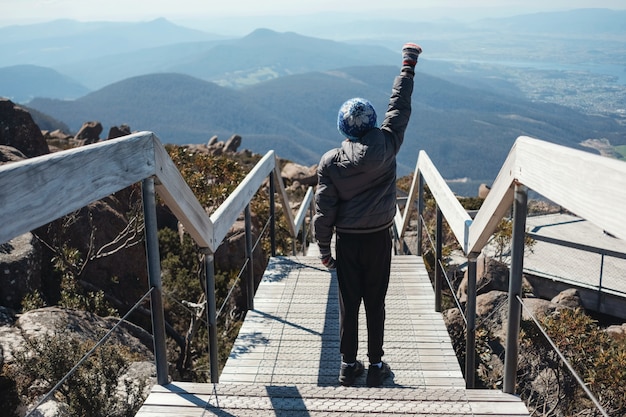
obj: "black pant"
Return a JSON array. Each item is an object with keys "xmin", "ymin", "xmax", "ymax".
[{"xmin": 336, "ymin": 228, "xmax": 392, "ymax": 364}]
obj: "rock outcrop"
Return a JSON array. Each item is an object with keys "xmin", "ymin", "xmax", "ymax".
[
  {"xmin": 456, "ymin": 256, "xmax": 533, "ymax": 304},
  {"xmin": 35, "ymin": 188, "xmax": 149, "ymax": 308},
  {"xmin": 0, "ymin": 145, "xmax": 27, "ymax": 164},
  {"xmin": 0, "ymin": 233, "xmax": 42, "ymax": 310},
  {"xmin": 74, "ymin": 121, "xmax": 103, "ymax": 145},
  {"xmin": 550, "ymin": 288, "xmax": 583, "ymax": 309},
  {"xmin": 0, "ymin": 306, "xmax": 155, "ymax": 416},
  {"xmin": 281, "ymin": 161, "xmax": 318, "ymax": 189},
  {"xmin": 107, "ymin": 124, "xmax": 132, "ymax": 139},
  {"xmin": 223, "ymin": 134, "xmax": 242, "ymax": 153},
  {"xmin": 186, "ymin": 134, "xmax": 246, "ymax": 156},
  {"xmin": 0, "ymin": 99, "xmax": 49, "ymax": 157}
]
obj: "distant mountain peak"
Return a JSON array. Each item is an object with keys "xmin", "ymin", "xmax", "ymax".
[
  {"xmin": 244, "ymin": 28, "xmax": 304, "ymax": 41},
  {"xmin": 247, "ymin": 28, "xmax": 277, "ymax": 37}
]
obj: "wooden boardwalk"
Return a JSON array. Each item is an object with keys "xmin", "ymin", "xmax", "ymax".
[{"xmin": 136, "ymin": 253, "xmax": 530, "ymax": 416}]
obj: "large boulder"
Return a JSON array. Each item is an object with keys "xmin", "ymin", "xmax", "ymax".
[
  {"xmin": 478, "ymin": 184, "xmax": 491, "ymax": 199},
  {"xmin": 444, "ymin": 290, "xmax": 570, "ymax": 346},
  {"xmin": 211, "ymin": 215, "xmax": 266, "ymax": 279},
  {"xmin": 35, "ymin": 188, "xmax": 148, "ymax": 310},
  {"xmin": 281, "ymin": 162, "xmax": 318, "ymax": 188},
  {"xmin": 0, "ymin": 233, "xmax": 42, "ymax": 310},
  {"xmin": 42, "ymin": 130, "xmax": 74, "ymax": 152},
  {"xmin": 550, "ymin": 288, "xmax": 582, "ymax": 309},
  {"xmin": 207, "ymin": 135, "xmax": 219, "ymax": 146},
  {"xmin": 0, "ymin": 99, "xmax": 49, "ymax": 158},
  {"xmin": 456, "ymin": 256, "xmax": 533, "ymax": 303},
  {"xmin": 605, "ymin": 323, "xmax": 626, "ymax": 338},
  {"xmin": 29, "ymin": 400, "xmax": 70, "ymax": 417},
  {"xmin": 224, "ymin": 134, "xmax": 242, "ymax": 153},
  {"xmin": 13, "ymin": 307, "xmax": 152, "ymax": 355},
  {"xmin": 74, "ymin": 121, "xmax": 102, "ymax": 145},
  {"xmin": 0, "ymin": 145, "xmax": 27, "ymax": 164},
  {"xmin": 0, "ymin": 307, "xmax": 155, "ymax": 416},
  {"xmin": 107, "ymin": 124, "xmax": 131, "ymax": 139},
  {"xmin": 207, "ymin": 139, "xmax": 225, "ymax": 156}
]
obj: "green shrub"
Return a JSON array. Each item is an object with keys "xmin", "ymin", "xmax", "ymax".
[
  {"xmin": 520, "ymin": 308, "xmax": 626, "ymax": 416},
  {"xmin": 21, "ymin": 290, "xmax": 46, "ymax": 312},
  {"xmin": 10, "ymin": 327, "xmax": 145, "ymax": 417},
  {"xmin": 53, "ymin": 244, "xmax": 116, "ymax": 316}
]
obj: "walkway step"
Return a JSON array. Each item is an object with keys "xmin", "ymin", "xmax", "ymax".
[
  {"xmin": 137, "ymin": 381, "xmax": 530, "ymax": 416},
  {"xmin": 136, "ymin": 254, "xmax": 530, "ymax": 416},
  {"xmin": 219, "ymin": 255, "xmax": 464, "ymax": 388}
]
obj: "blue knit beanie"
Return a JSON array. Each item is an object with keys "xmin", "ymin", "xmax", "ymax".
[{"xmin": 337, "ymin": 98, "xmax": 377, "ymax": 141}]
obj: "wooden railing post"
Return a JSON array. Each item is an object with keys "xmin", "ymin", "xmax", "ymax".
[
  {"xmin": 141, "ymin": 177, "xmax": 169, "ymax": 385},
  {"xmin": 503, "ymin": 184, "xmax": 528, "ymax": 394}
]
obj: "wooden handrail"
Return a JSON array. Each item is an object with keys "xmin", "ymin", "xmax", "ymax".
[
  {"xmin": 396, "ymin": 135, "xmax": 626, "ymax": 255},
  {"xmin": 513, "ymin": 136, "xmax": 626, "ymax": 242},
  {"xmin": 394, "ymin": 134, "xmax": 626, "ymax": 397},
  {"xmin": 152, "ymin": 134, "xmax": 215, "ymax": 249},
  {"xmin": 0, "ymin": 132, "xmax": 157, "ymax": 245},
  {"xmin": 0, "ymin": 130, "xmax": 317, "ymax": 392},
  {"xmin": 0, "ymin": 131, "xmax": 309, "ymax": 253},
  {"xmin": 417, "ymin": 150, "xmax": 473, "ymax": 252},
  {"xmin": 209, "ymin": 151, "xmax": 275, "ymax": 249}
]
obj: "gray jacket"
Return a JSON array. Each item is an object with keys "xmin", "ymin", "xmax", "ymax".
[{"xmin": 313, "ymin": 73, "xmax": 414, "ymax": 247}]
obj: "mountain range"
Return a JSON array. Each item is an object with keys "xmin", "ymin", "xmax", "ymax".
[
  {"xmin": 26, "ymin": 65, "xmax": 624, "ymax": 181},
  {"xmin": 1, "ymin": 9, "xmax": 625, "ymax": 186},
  {"xmin": 3, "ymin": 9, "xmax": 626, "ymax": 92}
]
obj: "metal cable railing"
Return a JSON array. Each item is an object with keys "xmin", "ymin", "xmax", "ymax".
[
  {"xmin": 25, "ymin": 288, "xmax": 155, "ymax": 417},
  {"xmin": 217, "ymin": 210, "xmax": 273, "ymax": 319},
  {"xmin": 517, "ymin": 295, "xmax": 609, "ymax": 417},
  {"xmin": 409, "ymin": 169, "xmax": 616, "ymax": 415},
  {"xmin": 152, "ymin": 177, "xmax": 314, "ymax": 384},
  {"xmin": 0, "ymin": 133, "xmax": 320, "ymax": 414},
  {"xmin": 6, "ymin": 132, "xmax": 624, "ymax": 415},
  {"xmin": 420, "ymin": 213, "xmax": 467, "ymax": 325}
]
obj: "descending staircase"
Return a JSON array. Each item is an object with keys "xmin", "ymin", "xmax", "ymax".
[{"xmin": 137, "ymin": 251, "xmax": 530, "ymax": 416}]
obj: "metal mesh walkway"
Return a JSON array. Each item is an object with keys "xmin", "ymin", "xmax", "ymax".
[{"xmin": 136, "ymin": 253, "xmax": 530, "ymax": 416}]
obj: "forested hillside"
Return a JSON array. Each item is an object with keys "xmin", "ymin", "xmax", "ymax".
[{"xmin": 27, "ymin": 66, "xmax": 625, "ymax": 181}]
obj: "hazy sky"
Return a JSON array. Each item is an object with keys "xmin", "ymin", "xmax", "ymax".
[{"xmin": 2, "ymin": 0, "xmax": 626, "ymax": 27}]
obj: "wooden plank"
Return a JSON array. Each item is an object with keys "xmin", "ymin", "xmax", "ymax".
[
  {"xmin": 470, "ymin": 401, "xmax": 530, "ymax": 415},
  {"xmin": 210, "ymin": 151, "xmax": 276, "ymax": 249},
  {"xmin": 515, "ymin": 136, "xmax": 626, "ymax": 242},
  {"xmin": 397, "ymin": 153, "xmax": 421, "ymax": 238},
  {"xmin": 293, "ymin": 186, "xmax": 314, "ymax": 234},
  {"xmin": 0, "ymin": 132, "xmax": 156, "ymax": 244},
  {"xmin": 273, "ymin": 154, "xmax": 296, "ymax": 236},
  {"xmin": 466, "ymin": 144, "xmax": 516, "ymax": 254},
  {"xmin": 153, "ymin": 138, "xmax": 215, "ymax": 250},
  {"xmin": 135, "ymin": 406, "xmax": 209, "ymax": 417},
  {"xmin": 469, "ymin": 135, "xmax": 626, "ymax": 252},
  {"xmin": 139, "ymin": 382, "xmax": 529, "ymax": 416},
  {"xmin": 417, "ymin": 150, "xmax": 472, "ymax": 252}
]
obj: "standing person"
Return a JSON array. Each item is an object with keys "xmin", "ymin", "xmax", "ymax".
[{"xmin": 313, "ymin": 42, "xmax": 421, "ymax": 387}]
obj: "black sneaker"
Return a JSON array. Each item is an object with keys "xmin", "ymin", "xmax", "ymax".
[
  {"xmin": 338, "ymin": 360, "xmax": 364, "ymax": 386},
  {"xmin": 366, "ymin": 361, "xmax": 391, "ymax": 387}
]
